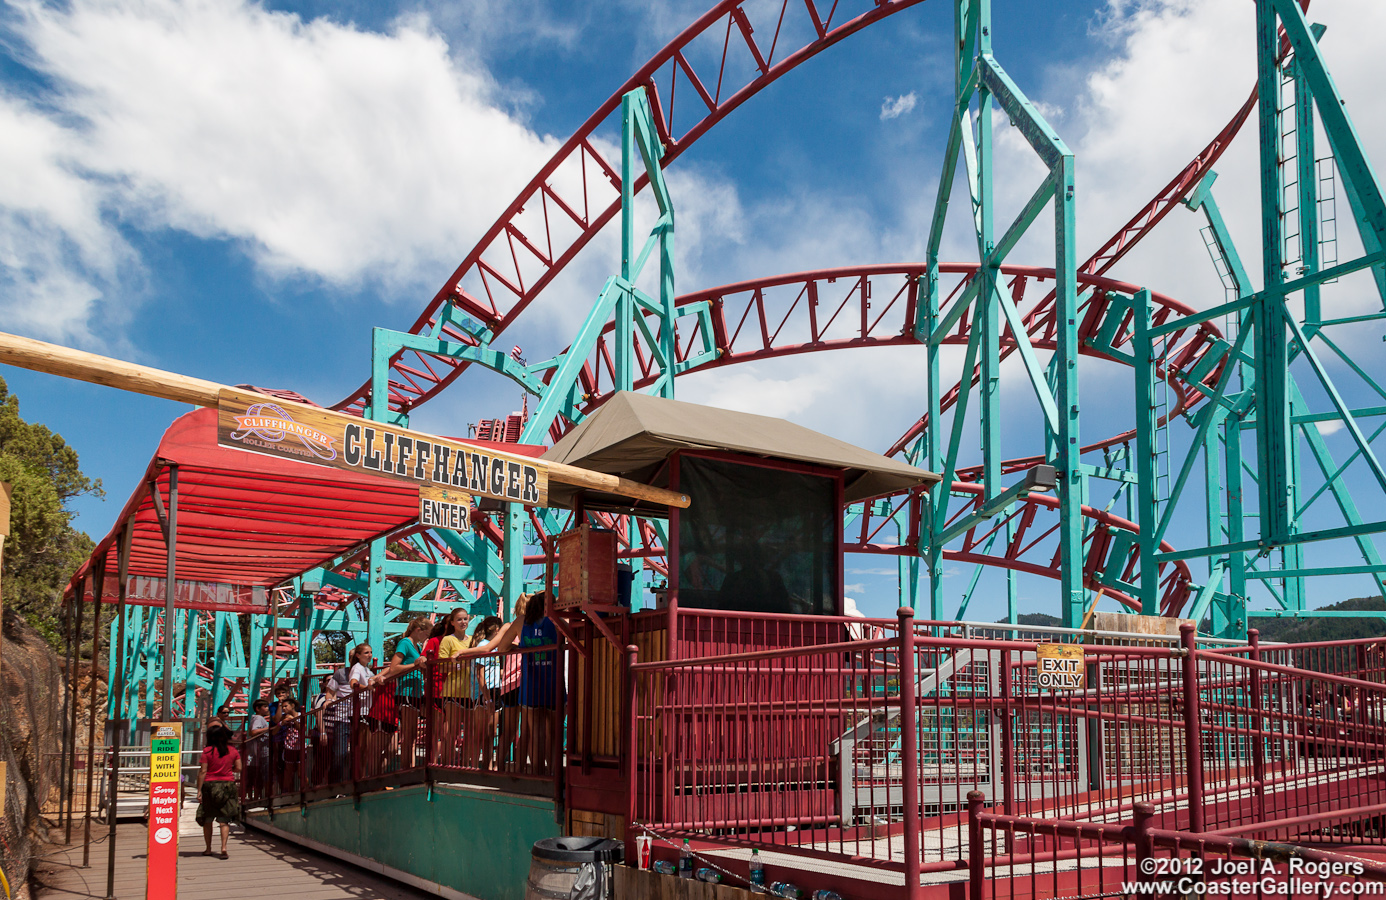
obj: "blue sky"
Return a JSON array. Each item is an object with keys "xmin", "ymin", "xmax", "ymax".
[{"xmin": 2, "ymin": 0, "xmax": 1384, "ymax": 622}]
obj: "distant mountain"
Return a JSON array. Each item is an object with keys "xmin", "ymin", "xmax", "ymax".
[
  {"xmin": 1245, "ymin": 596, "xmax": 1386, "ymax": 643},
  {"xmin": 975, "ymin": 612, "xmax": 1065, "ymax": 641}
]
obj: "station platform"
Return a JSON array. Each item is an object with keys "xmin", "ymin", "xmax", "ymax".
[{"xmin": 32, "ymin": 803, "xmax": 436, "ymax": 900}]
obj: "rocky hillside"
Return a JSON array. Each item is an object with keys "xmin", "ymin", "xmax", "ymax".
[{"xmin": 0, "ymin": 606, "xmax": 70, "ymax": 897}]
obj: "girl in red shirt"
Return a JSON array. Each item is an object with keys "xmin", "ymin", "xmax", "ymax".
[{"xmin": 196, "ymin": 724, "xmax": 241, "ymax": 859}]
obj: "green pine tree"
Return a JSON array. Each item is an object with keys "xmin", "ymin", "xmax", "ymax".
[{"xmin": 0, "ymin": 376, "xmax": 102, "ymax": 646}]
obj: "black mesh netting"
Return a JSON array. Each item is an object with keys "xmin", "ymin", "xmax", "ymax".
[{"xmin": 677, "ymin": 456, "xmax": 837, "ymax": 616}]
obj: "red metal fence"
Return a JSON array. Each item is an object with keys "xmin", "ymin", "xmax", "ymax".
[
  {"xmin": 625, "ymin": 610, "xmax": 1386, "ymax": 890},
  {"xmin": 239, "ymin": 642, "xmax": 562, "ymax": 809},
  {"xmin": 236, "ymin": 609, "xmax": 1386, "ymax": 899},
  {"xmin": 968, "ymin": 793, "xmax": 1386, "ymax": 900}
]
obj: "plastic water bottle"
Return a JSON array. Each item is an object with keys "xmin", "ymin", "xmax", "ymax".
[
  {"xmin": 652, "ymin": 860, "xmax": 676, "ymax": 876},
  {"xmin": 748, "ymin": 848, "xmax": 766, "ymax": 893},
  {"xmin": 770, "ymin": 883, "xmax": 804, "ymax": 899},
  {"xmin": 696, "ymin": 868, "xmax": 723, "ymax": 884},
  {"xmin": 678, "ymin": 838, "xmax": 695, "ymax": 879},
  {"xmin": 811, "ymin": 891, "xmax": 844, "ymax": 900}
]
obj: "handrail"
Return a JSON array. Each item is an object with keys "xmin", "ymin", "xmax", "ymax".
[
  {"xmin": 238, "ymin": 638, "xmax": 564, "ymax": 812},
  {"xmin": 634, "ymin": 631, "xmax": 1186, "ymax": 673},
  {"xmin": 1203, "ymin": 634, "xmax": 1386, "ymax": 653},
  {"xmin": 1193, "ymin": 648, "xmax": 1386, "ymax": 694}
]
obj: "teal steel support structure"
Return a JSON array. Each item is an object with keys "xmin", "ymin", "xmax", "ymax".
[
  {"xmin": 917, "ymin": 0, "xmax": 1084, "ymax": 625},
  {"xmin": 102, "ymin": 0, "xmax": 1386, "ymax": 708},
  {"xmin": 1122, "ymin": 0, "xmax": 1386, "ymax": 636}
]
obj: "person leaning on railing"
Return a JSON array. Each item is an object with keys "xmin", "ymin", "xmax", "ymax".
[
  {"xmin": 244, "ymin": 698, "xmax": 271, "ymax": 798},
  {"xmin": 454, "ymin": 592, "xmax": 555, "ymax": 774},
  {"xmin": 321, "ymin": 667, "xmax": 352, "ymax": 785},
  {"xmin": 277, "ymin": 698, "xmax": 302, "ymax": 792},
  {"xmin": 470, "ymin": 617, "xmax": 504, "ymax": 770},
  {"xmin": 378, "ymin": 616, "xmax": 432, "ymax": 768},
  {"xmin": 347, "ymin": 642, "xmax": 380, "ymax": 778},
  {"xmin": 435, "ymin": 609, "xmax": 474, "ymax": 767},
  {"xmin": 515, "ymin": 591, "xmax": 558, "ymax": 775}
]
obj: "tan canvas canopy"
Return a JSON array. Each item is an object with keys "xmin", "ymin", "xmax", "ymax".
[{"xmin": 542, "ymin": 391, "xmax": 941, "ymax": 509}]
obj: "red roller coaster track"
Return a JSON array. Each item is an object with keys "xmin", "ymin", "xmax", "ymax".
[{"xmin": 325, "ymin": 0, "xmax": 1297, "ymax": 620}]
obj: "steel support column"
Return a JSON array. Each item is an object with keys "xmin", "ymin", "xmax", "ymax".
[
  {"xmin": 106, "ymin": 520, "xmax": 131, "ymax": 900},
  {"xmin": 1254, "ymin": 0, "xmax": 1292, "ymax": 544},
  {"xmin": 1053, "ymin": 153, "xmax": 1084, "ymax": 626}
]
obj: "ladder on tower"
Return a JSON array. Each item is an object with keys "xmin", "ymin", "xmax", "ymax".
[{"xmin": 1278, "ymin": 57, "xmax": 1303, "ymax": 274}]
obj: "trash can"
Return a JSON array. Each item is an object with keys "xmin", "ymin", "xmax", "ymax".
[{"xmin": 526, "ymin": 837, "xmax": 624, "ymax": 900}]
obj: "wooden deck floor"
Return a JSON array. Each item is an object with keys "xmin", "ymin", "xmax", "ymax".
[{"xmin": 32, "ymin": 802, "xmax": 437, "ymax": 900}]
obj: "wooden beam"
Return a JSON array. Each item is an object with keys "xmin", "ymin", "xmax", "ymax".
[
  {"xmin": 0, "ymin": 331, "xmax": 223, "ymax": 407},
  {"xmin": 0, "ymin": 331, "xmax": 690, "ymax": 509}
]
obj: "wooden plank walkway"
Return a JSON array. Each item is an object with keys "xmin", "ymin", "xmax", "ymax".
[{"xmin": 32, "ymin": 802, "xmax": 438, "ymax": 900}]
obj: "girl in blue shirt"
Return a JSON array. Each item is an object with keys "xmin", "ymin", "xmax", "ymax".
[{"xmin": 381, "ymin": 616, "xmax": 431, "ymax": 769}]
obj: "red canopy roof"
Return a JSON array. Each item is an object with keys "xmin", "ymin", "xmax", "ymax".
[{"xmin": 64, "ymin": 406, "xmax": 544, "ymax": 606}]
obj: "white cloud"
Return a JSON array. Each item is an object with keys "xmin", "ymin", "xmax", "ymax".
[
  {"xmin": 0, "ymin": 0, "xmax": 766, "ymax": 360},
  {"xmin": 1, "ymin": 0, "xmax": 569, "ymax": 343},
  {"xmin": 880, "ymin": 92, "xmax": 918, "ymax": 121},
  {"xmin": 0, "ymin": 92, "xmax": 134, "ymax": 345},
  {"xmin": 1315, "ymin": 419, "xmax": 1346, "ymax": 437}
]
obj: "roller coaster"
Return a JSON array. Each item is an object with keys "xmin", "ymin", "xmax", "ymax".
[{"xmin": 93, "ymin": 0, "xmax": 1386, "ymax": 718}]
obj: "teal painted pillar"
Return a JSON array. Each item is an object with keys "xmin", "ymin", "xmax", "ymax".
[
  {"xmin": 1254, "ymin": 0, "xmax": 1292, "ymax": 544},
  {"xmin": 502, "ymin": 504, "xmax": 524, "ymax": 621},
  {"xmin": 975, "ymin": 83, "xmax": 1002, "ymax": 502},
  {"xmin": 145, "ymin": 612, "xmax": 159, "ymax": 716},
  {"xmin": 1053, "ymin": 155, "xmax": 1086, "ymax": 627},
  {"xmin": 126, "ymin": 606, "xmax": 145, "ymax": 719},
  {"xmin": 1133, "ymin": 289, "xmax": 1160, "ymax": 616},
  {"xmin": 1006, "ymin": 516, "xmax": 1018, "ymax": 624},
  {"xmin": 297, "ymin": 590, "xmax": 314, "ymax": 695},
  {"xmin": 1283, "ymin": 395, "xmax": 1308, "ymax": 613},
  {"xmin": 106, "ymin": 618, "xmax": 119, "ymax": 717},
  {"xmin": 616, "ymin": 93, "xmax": 637, "ymax": 394},
  {"xmin": 209, "ymin": 611, "xmax": 230, "ymax": 709},
  {"xmin": 366, "ymin": 536, "xmax": 389, "ymax": 664},
  {"xmin": 248, "ymin": 612, "xmax": 268, "ymax": 701},
  {"xmin": 365, "ymin": 330, "xmax": 398, "ymax": 660},
  {"xmin": 181, "ymin": 609, "xmax": 198, "ymax": 714},
  {"xmin": 922, "ymin": 267, "xmax": 945, "ymax": 621}
]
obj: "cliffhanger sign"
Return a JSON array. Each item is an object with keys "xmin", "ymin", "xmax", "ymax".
[{"xmin": 217, "ymin": 388, "xmax": 548, "ymax": 507}]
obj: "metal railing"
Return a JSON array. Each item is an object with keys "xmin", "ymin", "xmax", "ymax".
[
  {"xmin": 95, "ymin": 748, "xmax": 203, "ymax": 820},
  {"xmin": 967, "ymin": 792, "xmax": 1386, "ymax": 900},
  {"xmin": 239, "ymin": 641, "xmax": 563, "ymax": 810},
  {"xmin": 625, "ymin": 610, "xmax": 1386, "ymax": 891}
]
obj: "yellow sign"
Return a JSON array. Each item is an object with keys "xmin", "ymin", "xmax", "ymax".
[
  {"xmin": 1036, "ymin": 644, "xmax": 1086, "ymax": 690},
  {"xmin": 147, "ymin": 722, "xmax": 182, "ymax": 900}
]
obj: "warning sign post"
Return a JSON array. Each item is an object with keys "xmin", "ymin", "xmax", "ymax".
[{"xmin": 146, "ymin": 722, "xmax": 182, "ymax": 899}]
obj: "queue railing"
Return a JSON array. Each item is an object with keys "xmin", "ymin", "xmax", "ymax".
[
  {"xmin": 625, "ymin": 610, "xmax": 1386, "ymax": 889},
  {"xmin": 967, "ymin": 792, "xmax": 1386, "ymax": 900},
  {"xmin": 238, "ymin": 642, "xmax": 564, "ymax": 811}
]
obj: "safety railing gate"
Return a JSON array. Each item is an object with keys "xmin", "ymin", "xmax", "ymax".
[
  {"xmin": 626, "ymin": 611, "xmax": 1386, "ymax": 893},
  {"xmin": 240, "ymin": 642, "xmax": 563, "ymax": 810}
]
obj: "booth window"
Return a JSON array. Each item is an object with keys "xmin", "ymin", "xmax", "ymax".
[{"xmin": 677, "ymin": 455, "xmax": 838, "ymax": 615}]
